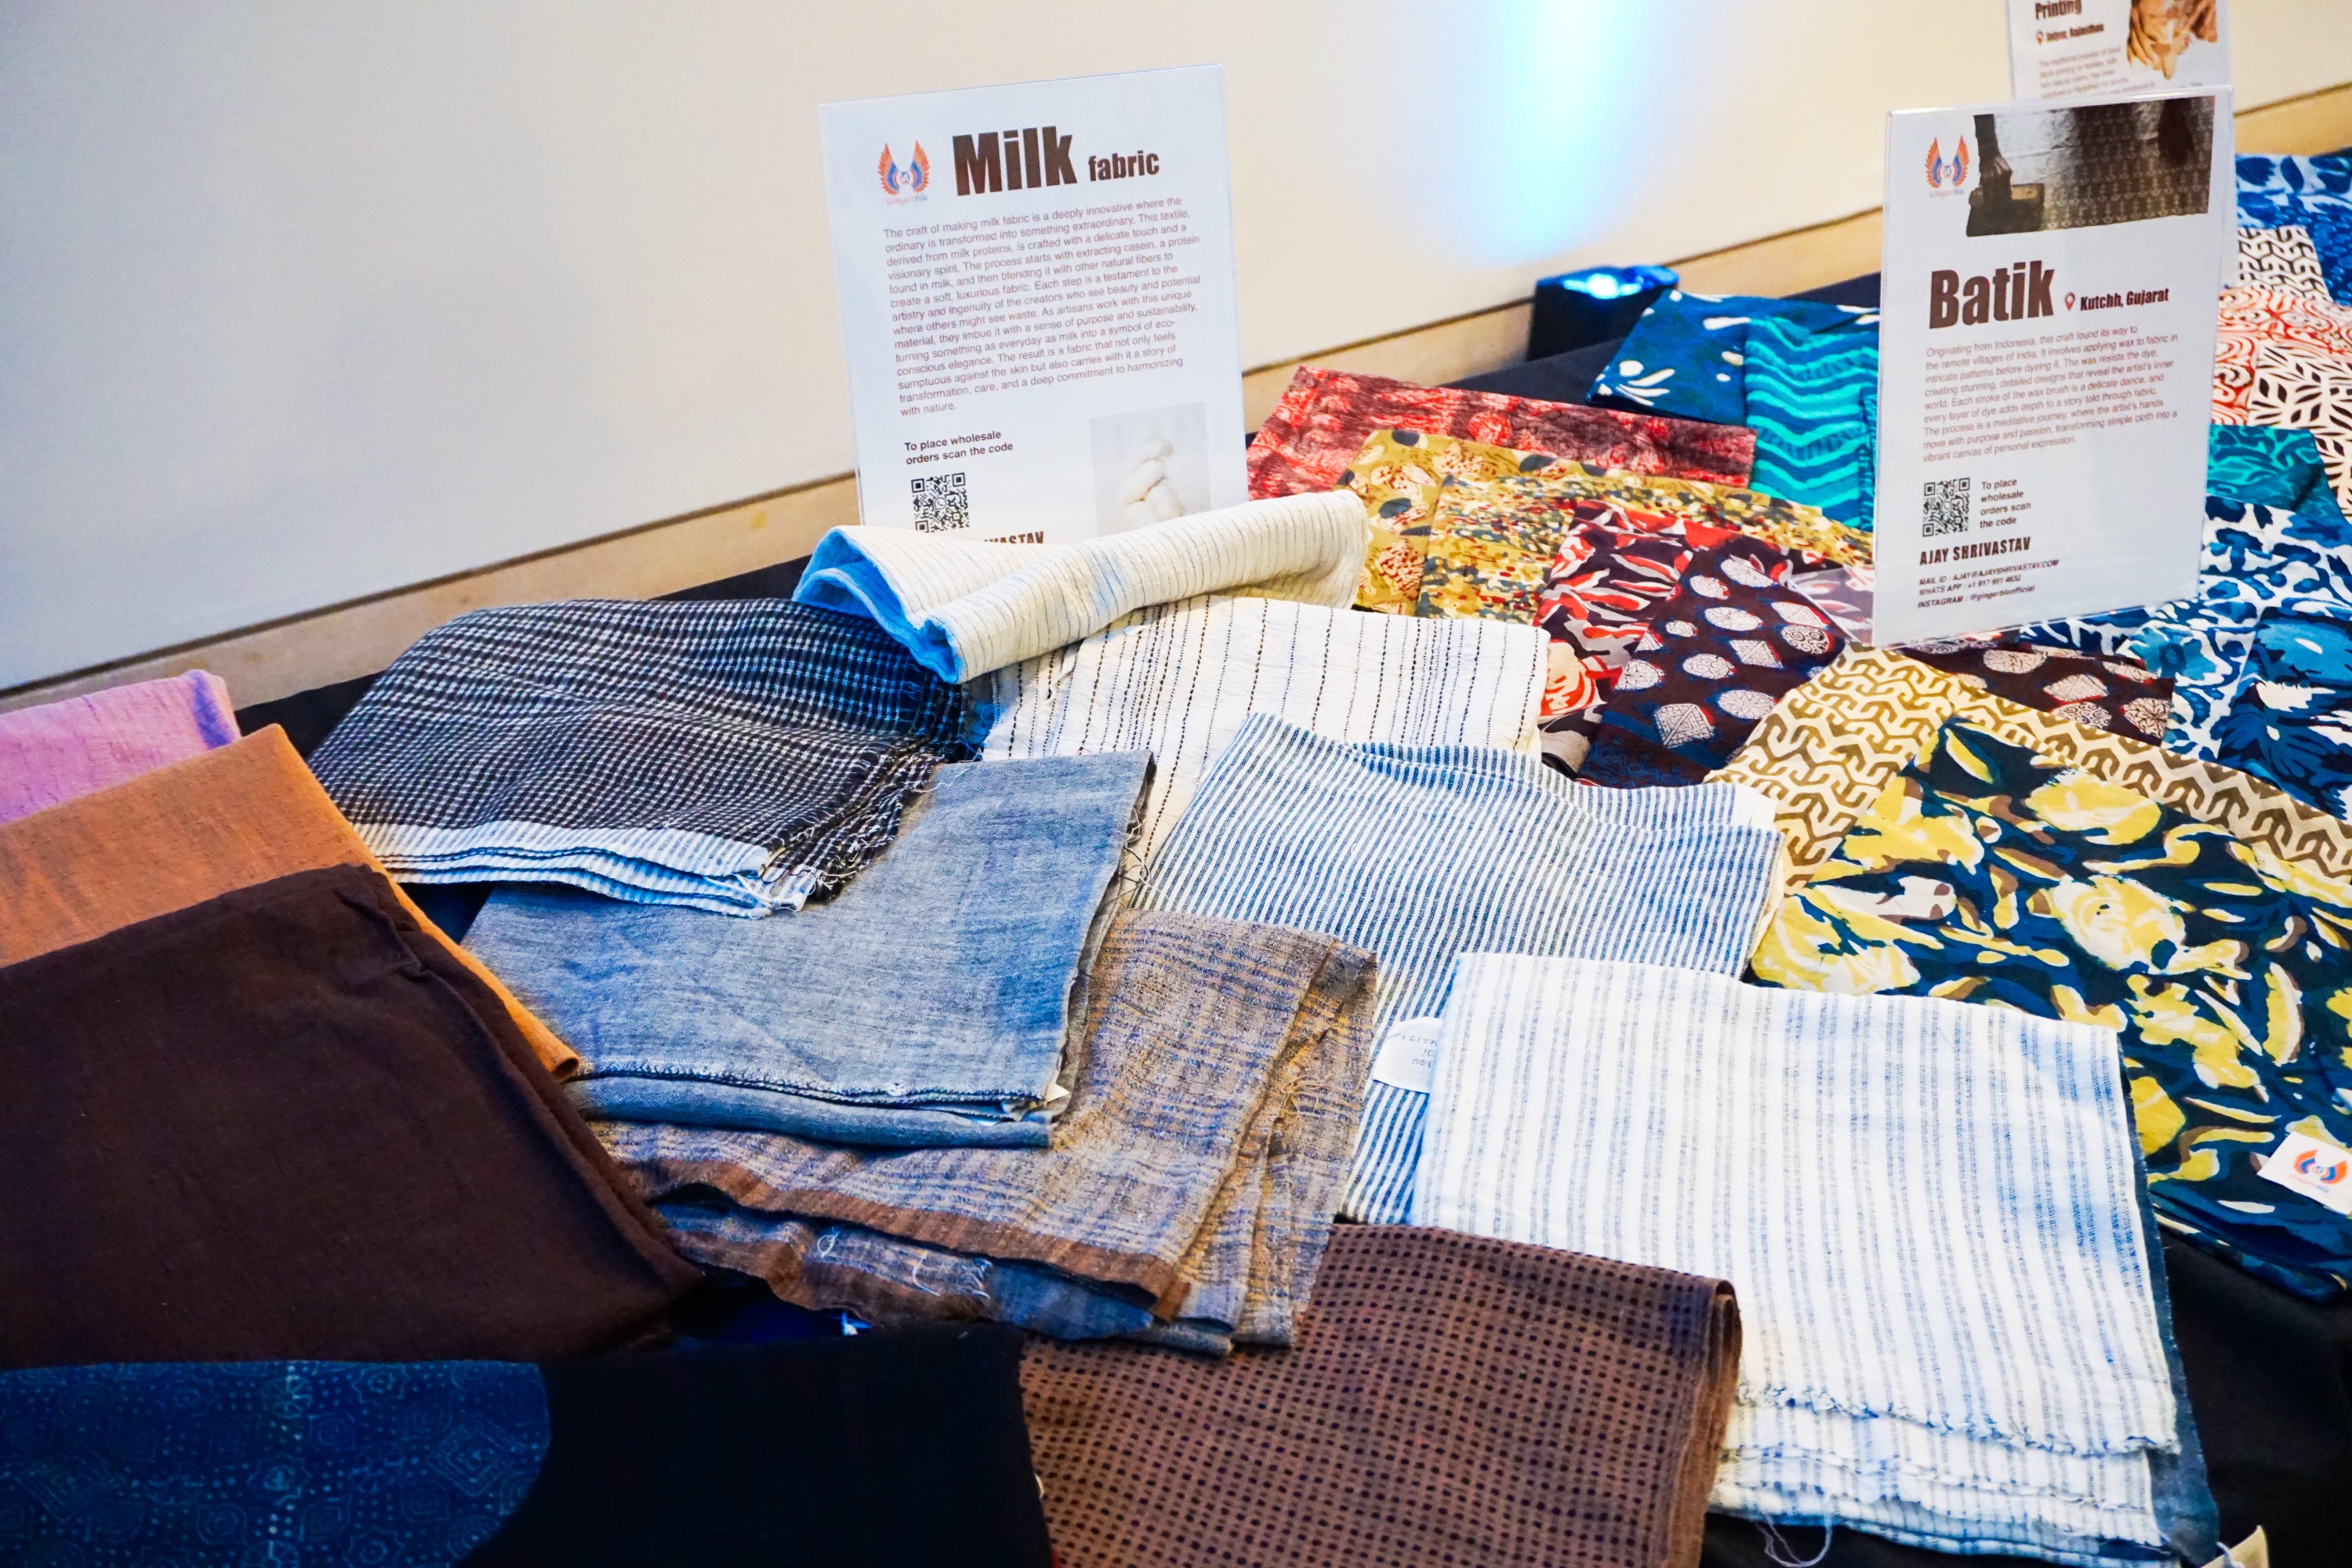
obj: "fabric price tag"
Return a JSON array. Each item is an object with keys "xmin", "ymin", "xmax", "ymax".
[
  {"xmin": 1370, "ymin": 1017, "xmax": 1445, "ymax": 1094},
  {"xmin": 2257, "ymin": 1131, "xmax": 2352, "ymax": 1216}
]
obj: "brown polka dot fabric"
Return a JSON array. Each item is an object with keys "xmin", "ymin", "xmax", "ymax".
[
  {"xmin": 1019, "ymin": 1225, "xmax": 1740, "ymax": 1568},
  {"xmin": 1900, "ymin": 640, "xmax": 2175, "ymax": 740}
]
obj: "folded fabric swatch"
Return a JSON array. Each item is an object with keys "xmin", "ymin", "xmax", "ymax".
[
  {"xmin": 465, "ymin": 753, "xmax": 1149, "ymax": 1147},
  {"xmin": 604, "ymin": 910, "xmax": 1375, "ymax": 1352},
  {"xmin": 1246, "ymin": 363, "xmax": 1755, "ymax": 500},
  {"xmin": 2238, "ymin": 224, "xmax": 2332, "ymax": 301},
  {"xmin": 2210, "ymin": 285, "xmax": 2352, "ymax": 424},
  {"xmin": 1443, "ymin": 456, "xmax": 1874, "ymax": 568},
  {"xmin": 1414, "ymin": 954, "xmax": 2183, "ymax": 1563},
  {"xmin": 1340, "ymin": 426, "xmax": 1566, "ymax": 614},
  {"xmin": 2249, "ymin": 340, "xmax": 2352, "ymax": 514},
  {"xmin": 792, "ymin": 492, "xmax": 1368, "ymax": 682},
  {"xmin": 1752, "ymin": 714, "xmax": 2352, "ymax": 1301},
  {"xmin": 308, "ymin": 599, "xmax": 971, "ymax": 915},
  {"xmin": 978, "ymin": 592, "xmax": 1546, "ymax": 864},
  {"xmin": 1900, "ymin": 639, "xmax": 2174, "ymax": 741},
  {"xmin": 0, "ymin": 725, "xmax": 574, "ymax": 1074},
  {"xmin": 1602, "ymin": 538, "xmax": 1845, "ymax": 767},
  {"xmin": 2237, "ymin": 152, "xmax": 2352, "ymax": 305},
  {"xmin": 1134, "ymin": 713, "xmax": 1784, "ymax": 1225},
  {"xmin": 1591, "ymin": 289, "xmax": 1879, "ymax": 425},
  {"xmin": 2206, "ymin": 423, "xmax": 2345, "ymax": 523},
  {"xmin": 1740, "ymin": 314, "xmax": 1879, "ymax": 528},
  {"xmin": 0, "ymin": 1329, "xmax": 1054, "ymax": 1568},
  {"xmin": 1714, "ymin": 646, "xmax": 2352, "ymax": 892},
  {"xmin": 0, "ymin": 864, "xmax": 698, "ymax": 1367},
  {"xmin": 0, "ymin": 670, "xmax": 238, "ymax": 825},
  {"xmin": 1021, "ymin": 1224, "xmax": 1741, "ymax": 1568}
]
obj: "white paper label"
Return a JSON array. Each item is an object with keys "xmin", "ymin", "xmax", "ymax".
[
  {"xmin": 2257, "ymin": 1131, "xmax": 2352, "ymax": 1216},
  {"xmin": 1370, "ymin": 1016, "xmax": 1446, "ymax": 1095}
]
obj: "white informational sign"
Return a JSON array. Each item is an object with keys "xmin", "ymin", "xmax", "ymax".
[
  {"xmin": 819, "ymin": 67, "xmax": 1247, "ymax": 543},
  {"xmin": 1872, "ymin": 87, "xmax": 2230, "ymax": 646}
]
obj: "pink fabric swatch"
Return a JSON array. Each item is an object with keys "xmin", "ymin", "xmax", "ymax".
[{"xmin": 0, "ymin": 671, "xmax": 240, "ymax": 825}]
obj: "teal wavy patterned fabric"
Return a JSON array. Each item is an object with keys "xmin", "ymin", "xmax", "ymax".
[
  {"xmin": 1588, "ymin": 290, "xmax": 1878, "ymax": 426},
  {"xmin": 0, "ymin": 1361, "xmax": 547, "ymax": 1566},
  {"xmin": 1740, "ymin": 316, "xmax": 1879, "ymax": 529},
  {"xmin": 2208, "ymin": 424, "xmax": 2345, "ymax": 524}
]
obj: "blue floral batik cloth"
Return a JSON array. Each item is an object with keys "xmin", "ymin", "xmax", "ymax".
[
  {"xmin": 1739, "ymin": 317, "xmax": 1880, "ymax": 528},
  {"xmin": 1589, "ymin": 289, "xmax": 1878, "ymax": 426},
  {"xmin": 2207, "ymin": 424, "xmax": 2346, "ymax": 524},
  {"xmin": 2238, "ymin": 151, "xmax": 2352, "ymax": 306},
  {"xmin": 1752, "ymin": 715, "xmax": 2352, "ymax": 1300}
]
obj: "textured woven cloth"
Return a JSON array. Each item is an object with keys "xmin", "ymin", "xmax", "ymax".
[
  {"xmin": 0, "ymin": 670, "xmax": 238, "ymax": 825},
  {"xmin": 792, "ymin": 492, "xmax": 1367, "ymax": 682},
  {"xmin": 1751, "ymin": 715, "xmax": 2352, "ymax": 1301},
  {"xmin": 1414, "ymin": 954, "xmax": 2181, "ymax": 1563},
  {"xmin": 1899, "ymin": 640, "xmax": 2174, "ymax": 741},
  {"xmin": 0, "ymin": 726, "xmax": 574, "ymax": 1074},
  {"xmin": 1245, "ymin": 364, "xmax": 1754, "ymax": 500},
  {"xmin": 978, "ymin": 593, "xmax": 1546, "ymax": 866},
  {"xmin": 2205, "ymin": 423, "xmax": 2345, "ymax": 522},
  {"xmin": 2237, "ymin": 151, "xmax": 2352, "ymax": 305},
  {"xmin": 2238, "ymin": 224, "xmax": 2332, "ymax": 301},
  {"xmin": 1740, "ymin": 315, "xmax": 1879, "ymax": 529},
  {"xmin": 1020, "ymin": 1224, "xmax": 1740, "ymax": 1568},
  {"xmin": 0, "ymin": 865, "xmax": 698, "ymax": 1367},
  {"xmin": 309, "ymin": 599, "xmax": 971, "ymax": 915},
  {"xmin": 602, "ymin": 911, "xmax": 1375, "ymax": 1352},
  {"xmin": 1590, "ymin": 289, "xmax": 1878, "ymax": 425},
  {"xmin": 2209, "ymin": 285, "xmax": 2352, "ymax": 425},
  {"xmin": 465, "ymin": 753, "xmax": 1149, "ymax": 1147},
  {"xmin": 1134, "ymin": 713, "xmax": 1784, "ymax": 1225}
]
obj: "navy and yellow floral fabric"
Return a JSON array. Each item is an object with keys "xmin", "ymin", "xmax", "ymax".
[{"xmin": 1752, "ymin": 716, "xmax": 2352, "ymax": 1300}]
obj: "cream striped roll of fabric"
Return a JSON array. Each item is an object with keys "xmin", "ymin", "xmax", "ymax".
[
  {"xmin": 1134, "ymin": 715, "xmax": 1784, "ymax": 1226},
  {"xmin": 793, "ymin": 491, "xmax": 1370, "ymax": 683},
  {"xmin": 979, "ymin": 594, "xmax": 1549, "ymax": 867},
  {"xmin": 1411, "ymin": 954, "xmax": 2186, "ymax": 1566}
]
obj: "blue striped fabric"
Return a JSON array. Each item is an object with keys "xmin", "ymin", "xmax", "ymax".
[
  {"xmin": 1742, "ymin": 316, "xmax": 1880, "ymax": 530},
  {"xmin": 1133, "ymin": 714, "xmax": 1784, "ymax": 1224}
]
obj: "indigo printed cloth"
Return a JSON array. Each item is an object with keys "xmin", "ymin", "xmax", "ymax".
[
  {"xmin": 1590, "ymin": 289, "xmax": 1878, "ymax": 426},
  {"xmin": 2237, "ymin": 152, "xmax": 2352, "ymax": 306},
  {"xmin": 1900, "ymin": 641, "xmax": 2174, "ymax": 741},
  {"xmin": 466, "ymin": 753, "xmax": 1150, "ymax": 1148},
  {"xmin": 793, "ymin": 493, "xmax": 1367, "ymax": 682},
  {"xmin": 1414, "ymin": 954, "xmax": 2185, "ymax": 1564},
  {"xmin": 2205, "ymin": 423, "xmax": 2344, "ymax": 523},
  {"xmin": 1739, "ymin": 315, "xmax": 1879, "ymax": 529},
  {"xmin": 2247, "ymin": 341, "xmax": 2352, "ymax": 515},
  {"xmin": 0, "ymin": 670, "xmax": 238, "ymax": 825},
  {"xmin": 1752, "ymin": 716, "xmax": 2352, "ymax": 1299},
  {"xmin": 603, "ymin": 911, "xmax": 1376, "ymax": 1353},
  {"xmin": 310, "ymin": 599, "xmax": 971, "ymax": 915},
  {"xmin": 1246, "ymin": 364, "xmax": 1754, "ymax": 501},
  {"xmin": 979, "ymin": 593, "xmax": 1547, "ymax": 865},
  {"xmin": 1135, "ymin": 714, "xmax": 1784, "ymax": 1225}
]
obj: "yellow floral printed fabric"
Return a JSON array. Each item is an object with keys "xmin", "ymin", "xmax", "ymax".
[
  {"xmin": 1338, "ymin": 430, "xmax": 1561, "ymax": 615},
  {"xmin": 1442, "ymin": 463, "xmax": 1875, "ymax": 572},
  {"xmin": 1751, "ymin": 714, "xmax": 2352, "ymax": 1300}
]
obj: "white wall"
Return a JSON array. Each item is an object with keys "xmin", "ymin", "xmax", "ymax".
[{"xmin": 3, "ymin": 1, "xmax": 2348, "ymax": 688}]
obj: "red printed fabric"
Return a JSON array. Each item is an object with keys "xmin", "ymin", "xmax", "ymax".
[
  {"xmin": 2212, "ymin": 286, "xmax": 2352, "ymax": 423},
  {"xmin": 1247, "ymin": 366, "xmax": 1756, "ymax": 499}
]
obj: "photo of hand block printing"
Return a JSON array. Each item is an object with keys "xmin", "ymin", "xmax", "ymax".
[
  {"xmin": 1967, "ymin": 93, "xmax": 2213, "ymax": 236},
  {"xmin": 1091, "ymin": 403, "xmax": 1209, "ymax": 532},
  {"xmin": 2128, "ymin": 0, "xmax": 2220, "ymax": 79}
]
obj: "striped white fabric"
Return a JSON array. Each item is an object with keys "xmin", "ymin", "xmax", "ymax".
[
  {"xmin": 1134, "ymin": 715, "xmax": 1784, "ymax": 1224},
  {"xmin": 1412, "ymin": 955, "xmax": 2179, "ymax": 1564},
  {"xmin": 981, "ymin": 594, "xmax": 1549, "ymax": 866},
  {"xmin": 793, "ymin": 492, "xmax": 1369, "ymax": 683}
]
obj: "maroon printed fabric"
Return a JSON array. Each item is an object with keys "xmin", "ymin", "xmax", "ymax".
[
  {"xmin": 1247, "ymin": 366, "xmax": 1755, "ymax": 499},
  {"xmin": 1901, "ymin": 641, "xmax": 2176, "ymax": 741}
]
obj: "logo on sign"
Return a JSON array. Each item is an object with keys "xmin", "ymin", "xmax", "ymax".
[
  {"xmin": 2296, "ymin": 1145, "xmax": 2349, "ymax": 1187},
  {"xmin": 878, "ymin": 142, "xmax": 931, "ymax": 200},
  {"xmin": 1924, "ymin": 136, "xmax": 1970, "ymax": 190}
]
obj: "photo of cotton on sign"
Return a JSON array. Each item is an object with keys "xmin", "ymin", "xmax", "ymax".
[{"xmin": 1091, "ymin": 402, "xmax": 1209, "ymax": 531}]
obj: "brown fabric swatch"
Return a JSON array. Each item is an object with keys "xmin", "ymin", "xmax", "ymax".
[
  {"xmin": 0, "ymin": 864, "xmax": 699, "ymax": 1368},
  {"xmin": 1020, "ymin": 1224, "xmax": 1740, "ymax": 1568},
  {"xmin": 0, "ymin": 724, "xmax": 575, "ymax": 1075}
]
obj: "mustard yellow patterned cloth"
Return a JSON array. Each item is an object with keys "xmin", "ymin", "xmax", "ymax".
[{"xmin": 1338, "ymin": 430, "xmax": 1557, "ymax": 615}]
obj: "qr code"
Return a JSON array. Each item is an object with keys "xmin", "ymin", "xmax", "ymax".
[
  {"xmin": 910, "ymin": 472, "xmax": 969, "ymax": 533},
  {"xmin": 1922, "ymin": 477, "xmax": 1971, "ymax": 537}
]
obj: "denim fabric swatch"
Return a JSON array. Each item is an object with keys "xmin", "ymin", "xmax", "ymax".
[
  {"xmin": 1589, "ymin": 289, "xmax": 1878, "ymax": 425},
  {"xmin": 467, "ymin": 753, "xmax": 1149, "ymax": 1149},
  {"xmin": 1133, "ymin": 713, "xmax": 1784, "ymax": 1225}
]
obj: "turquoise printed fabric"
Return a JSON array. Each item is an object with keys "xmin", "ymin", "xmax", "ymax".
[
  {"xmin": 2238, "ymin": 151, "xmax": 2352, "ymax": 306},
  {"xmin": 1740, "ymin": 316, "xmax": 1879, "ymax": 529},
  {"xmin": 2207, "ymin": 424, "xmax": 2345, "ymax": 524},
  {"xmin": 1588, "ymin": 289, "xmax": 1877, "ymax": 426},
  {"xmin": 1752, "ymin": 716, "xmax": 2352, "ymax": 1301},
  {"xmin": 0, "ymin": 1361, "xmax": 547, "ymax": 1565}
]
